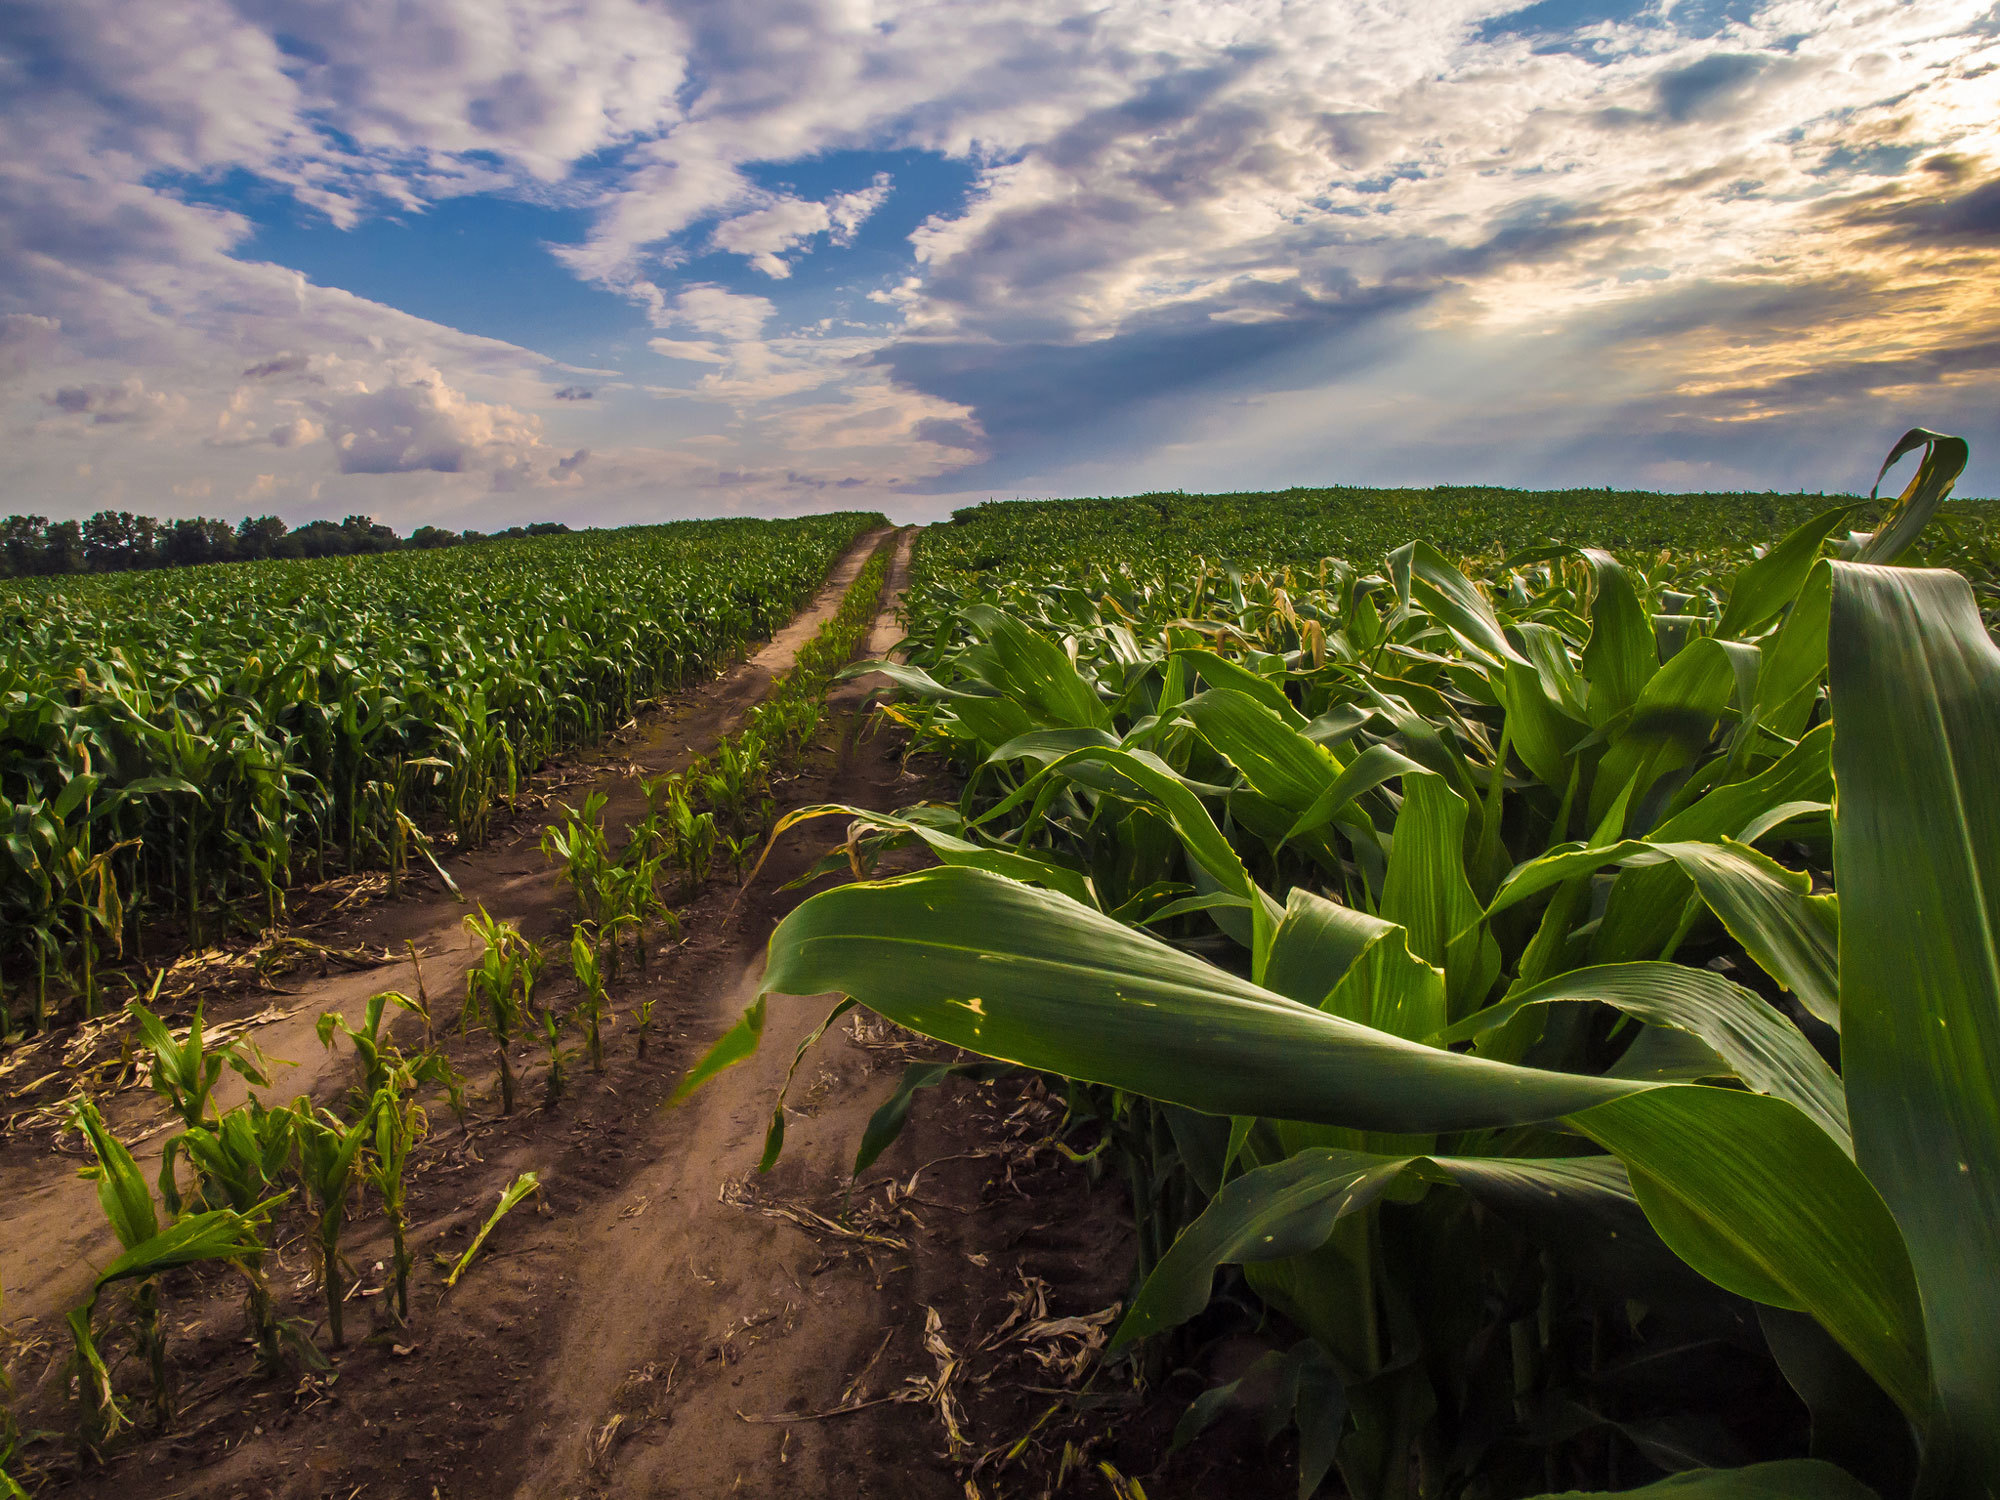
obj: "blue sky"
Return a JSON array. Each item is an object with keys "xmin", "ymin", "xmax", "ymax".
[{"xmin": 3, "ymin": 0, "xmax": 1998, "ymax": 527}]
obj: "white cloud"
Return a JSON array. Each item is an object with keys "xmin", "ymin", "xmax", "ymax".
[
  {"xmin": 5, "ymin": 0, "xmax": 2000, "ymax": 520},
  {"xmin": 711, "ymin": 174, "xmax": 893, "ymax": 276},
  {"xmin": 669, "ymin": 285, "xmax": 776, "ymax": 343},
  {"xmin": 319, "ymin": 362, "xmax": 555, "ymax": 484}
]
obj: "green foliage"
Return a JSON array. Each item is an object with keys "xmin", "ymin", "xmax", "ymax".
[
  {"xmin": 67, "ymin": 1100, "xmax": 277, "ymax": 1444},
  {"xmin": 443, "ymin": 1173, "xmax": 541, "ymax": 1289},
  {"xmin": 291, "ymin": 1095, "xmax": 381, "ymax": 1350},
  {"xmin": 685, "ymin": 436, "xmax": 1999, "ymax": 1496},
  {"xmin": 461, "ymin": 907, "xmax": 542, "ymax": 1115},
  {"xmin": 0, "ymin": 513, "xmax": 881, "ymax": 1029}
]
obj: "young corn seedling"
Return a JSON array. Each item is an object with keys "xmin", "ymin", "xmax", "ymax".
[
  {"xmin": 442, "ymin": 1173, "xmax": 541, "ymax": 1289},
  {"xmin": 537, "ymin": 1005, "xmax": 570, "ymax": 1107},
  {"xmin": 635, "ymin": 993, "xmax": 659, "ymax": 1060},
  {"xmin": 290, "ymin": 1095, "xmax": 381, "ymax": 1351},
  {"xmin": 540, "ymin": 792, "xmax": 613, "ymax": 925},
  {"xmin": 317, "ymin": 989, "xmax": 455, "ymax": 1109},
  {"xmin": 725, "ymin": 832, "xmax": 759, "ymax": 883},
  {"xmin": 461, "ymin": 907, "xmax": 542, "ymax": 1115},
  {"xmin": 364, "ymin": 1086, "xmax": 425, "ymax": 1324},
  {"xmin": 162, "ymin": 1100, "xmax": 296, "ymax": 1365},
  {"xmin": 68, "ymin": 1100, "xmax": 277, "ymax": 1444},
  {"xmin": 569, "ymin": 926, "xmax": 609, "ymax": 1073},
  {"xmin": 129, "ymin": 985, "xmax": 274, "ymax": 1131},
  {"xmin": 603, "ymin": 850, "xmax": 677, "ymax": 980}
]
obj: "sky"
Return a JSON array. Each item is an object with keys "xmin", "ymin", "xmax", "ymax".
[{"xmin": 3, "ymin": 0, "xmax": 1998, "ymax": 530}]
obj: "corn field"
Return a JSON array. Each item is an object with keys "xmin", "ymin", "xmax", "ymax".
[
  {"xmin": 696, "ymin": 431, "xmax": 2000, "ymax": 1497},
  {"xmin": 0, "ymin": 534, "xmax": 899, "ymax": 1484},
  {"xmin": 0, "ymin": 514, "xmax": 881, "ymax": 1030}
]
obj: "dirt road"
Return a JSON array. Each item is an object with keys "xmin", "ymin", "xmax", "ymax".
[{"xmin": 6, "ymin": 526, "xmax": 1287, "ymax": 1499}]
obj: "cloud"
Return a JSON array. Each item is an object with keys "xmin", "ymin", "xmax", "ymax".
[
  {"xmin": 0, "ymin": 312, "xmax": 60, "ymax": 377},
  {"xmin": 710, "ymin": 175, "xmax": 893, "ymax": 276},
  {"xmin": 669, "ymin": 285, "xmax": 775, "ymax": 343},
  {"xmin": 1654, "ymin": 53, "xmax": 1772, "ymax": 123},
  {"xmin": 553, "ymin": 384, "xmax": 595, "ymax": 399},
  {"xmin": 242, "ymin": 352, "xmax": 313, "ymax": 378},
  {"xmin": 319, "ymin": 364, "xmax": 552, "ymax": 481},
  {"xmin": 43, "ymin": 377, "xmax": 183, "ymax": 425},
  {"xmin": 6, "ymin": 0, "xmax": 2000, "ymax": 520}
]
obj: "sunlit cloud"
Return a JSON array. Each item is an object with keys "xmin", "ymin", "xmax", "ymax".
[{"xmin": 1, "ymin": 0, "xmax": 1997, "ymax": 526}]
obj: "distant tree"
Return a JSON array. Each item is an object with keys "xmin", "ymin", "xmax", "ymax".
[
  {"xmin": 0, "ymin": 515, "xmax": 49, "ymax": 576},
  {"xmin": 162, "ymin": 516, "xmax": 236, "ymax": 567},
  {"xmin": 288, "ymin": 519, "xmax": 346, "ymax": 558},
  {"xmin": 82, "ymin": 511, "xmax": 163, "ymax": 571},
  {"xmin": 235, "ymin": 514, "xmax": 288, "ymax": 560},
  {"xmin": 340, "ymin": 514, "xmax": 400, "ymax": 554},
  {"xmin": 42, "ymin": 519, "xmax": 86, "ymax": 573},
  {"xmin": 0, "ymin": 509, "xmax": 570, "ymax": 576}
]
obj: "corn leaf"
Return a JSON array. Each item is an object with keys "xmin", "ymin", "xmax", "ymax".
[
  {"xmin": 1829, "ymin": 560, "xmax": 2000, "ymax": 1488},
  {"xmin": 1522, "ymin": 1458, "xmax": 1877, "ymax": 1497}
]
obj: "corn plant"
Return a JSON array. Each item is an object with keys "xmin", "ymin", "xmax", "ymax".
[
  {"xmin": 162, "ymin": 1099, "xmax": 296, "ymax": 1364},
  {"xmin": 461, "ymin": 907, "xmax": 542, "ymax": 1115},
  {"xmin": 128, "ymin": 988, "xmax": 274, "ymax": 1130},
  {"xmin": 364, "ymin": 1086, "xmax": 425, "ymax": 1323},
  {"xmin": 442, "ymin": 1173, "xmax": 540, "ymax": 1289},
  {"xmin": 317, "ymin": 989, "xmax": 454, "ymax": 1108},
  {"xmin": 537, "ymin": 1004, "xmax": 570, "ymax": 1106},
  {"xmin": 68, "ymin": 1100, "xmax": 277, "ymax": 1443},
  {"xmin": 569, "ymin": 926, "xmax": 609, "ymax": 1073},
  {"xmin": 2, "ymin": 514, "xmax": 881, "ymax": 1031},
  {"xmin": 634, "ymin": 992, "xmax": 659, "ymax": 1059},
  {"xmin": 541, "ymin": 792, "xmax": 614, "ymax": 925},
  {"xmin": 690, "ymin": 434, "xmax": 1994, "ymax": 1497},
  {"xmin": 291, "ymin": 1095, "xmax": 381, "ymax": 1350}
]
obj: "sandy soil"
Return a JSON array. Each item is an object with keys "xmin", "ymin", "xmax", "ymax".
[{"xmin": 2, "ymin": 528, "xmax": 1292, "ymax": 1500}]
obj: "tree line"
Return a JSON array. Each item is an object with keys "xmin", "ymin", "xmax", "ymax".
[{"xmin": 0, "ymin": 511, "xmax": 572, "ymax": 578}]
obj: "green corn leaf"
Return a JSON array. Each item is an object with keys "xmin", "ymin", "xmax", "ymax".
[
  {"xmin": 444, "ymin": 1172, "xmax": 541, "ymax": 1288},
  {"xmin": 1171, "ymin": 647, "xmax": 1309, "ymax": 728},
  {"xmin": 1118, "ymin": 1147, "xmax": 1656, "ymax": 1350},
  {"xmin": 1571, "ymin": 1085, "xmax": 1925, "ymax": 1420},
  {"xmin": 1404, "ymin": 540, "xmax": 1523, "ymax": 670},
  {"xmin": 758, "ymin": 998, "xmax": 855, "ymax": 1171},
  {"xmin": 754, "ymin": 865, "xmax": 1634, "ymax": 1132},
  {"xmin": 1114, "ymin": 1146, "xmax": 1407, "ymax": 1346},
  {"xmin": 1716, "ymin": 507, "xmax": 1857, "ymax": 641},
  {"xmin": 1589, "ymin": 638, "xmax": 1738, "ymax": 832},
  {"xmin": 70, "ymin": 1100, "xmax": 159, "ymax": 1250},
  {"xmin": 1521, "ymin": 1458, "xmax": 1878, "ymax": 1498},
  {"xmin": 764, "ymin": 801, "xmax": 1097, "ymax": 907},
  {"xmin": 1380, "ymin": 774, "xmax": 1498, "ymax": 1016},
  {"xmin": 1180, "ymin": 688, "xmax": 1338, "ymax": 815},
  {"xmin": 751, "ymin": 865, "xmax": 1927, "ymax": 1422},
  {"xmin": 1829, "ymin": 560, "xmax": 2000, "ymax": 1490},
  {"xmin": 670, "ymin": 995, "xmax": 766, "ymax": 1105},
  {"xmin": 852, "ymin": 1059, "xmax": 1015, "ymax": 1177},
  {"xmin": 1853, "ymin": 427, "xmax": 1969, "ymax": 565},
  {"xmin": 1438, "ymin": 962, "xmax": 1848, "ymax": 1147},
  {"xmin": 1491, "ymin": 836, "xmax": 1839, "ymax": 1028},
  {"xmin": 961, "ymin": 604, "xmax": 1111, "ymax": 730},
  {"xmin": 1575, "ymin": 547, "xmax": 1657, "ymax": 724},
  {"xmin": 1282, "ymin": 741, "xmax": 1428, "ymax": 847}
]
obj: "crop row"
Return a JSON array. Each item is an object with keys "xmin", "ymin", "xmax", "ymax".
[
  {"xmin": 0, "ymin": 514, "xmax": 883, "ymax": 1033},
  {"xmin": 0, "ymin": 535, "xmax": 898, "ymax": 1489},
  {"xmin": 699, "ymin": 435, "xmax": 1995, "ymax": 1497}
]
